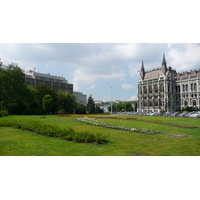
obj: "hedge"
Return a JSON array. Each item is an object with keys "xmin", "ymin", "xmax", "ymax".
[{"xmin": 0, "ymin": 119, "xmax": 107, "ymax": 144}]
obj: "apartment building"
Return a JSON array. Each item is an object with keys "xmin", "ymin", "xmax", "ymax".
[{"xmin": 25, "ymin": 70, "xmax": 73, "ymax": 93}]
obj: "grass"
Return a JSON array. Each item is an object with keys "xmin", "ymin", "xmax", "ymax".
[{"xmin": 0, "ymin": 114, "xmax": 200, "ymax": 156}]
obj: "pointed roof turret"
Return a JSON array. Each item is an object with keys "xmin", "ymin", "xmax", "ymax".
[
  {"xmin": 141, "ymin": 60, "xmax": 144, "ymax": 71},
  {"xmin": 161, "ymin": 54, "xmax": 167, "ymax": 75},
  {"xmin": 140, "ymin": 60, "xmax": 145, "ymax": 80}
]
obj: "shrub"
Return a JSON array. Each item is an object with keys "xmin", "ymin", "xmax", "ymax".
[
  {"xmin": 0, "ymin": 110, "xmax": 9, "ymax": 117},
  {"xmin": 73, "ymin": 131, "xmax": 89, "ymax": 143},
  {"xmin": 0, "ymin": 119, "xmax": 107, "ymax": 144}
]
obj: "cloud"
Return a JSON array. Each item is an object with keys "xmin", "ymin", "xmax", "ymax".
[
  {"xmin": 122, "ymin": 83, "xmax": 134, "ymax": 90},
  {"xmin": 127, "ymin": 95, "xmax": 137, "ymax": 101},
  {"xmin": 88, "ymin": 84, "xmax": 95, "ymax": 90},
  {"xmin": 73, "ymin": 82, "xmax": 79, "ymax": 91},
  {"xmin": 167, "ymin": 43, "xmax": 200, "ymax": 71}
]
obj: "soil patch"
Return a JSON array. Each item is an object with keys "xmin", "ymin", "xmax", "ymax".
[{"xmin": 169, "ymin": 134, "xmax": 188, "ymax": 138}]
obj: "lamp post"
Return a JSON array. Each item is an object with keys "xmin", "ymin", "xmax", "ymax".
[{"xmin": 110, "ymin": 86, "xmax": 113, "ymax": 114}]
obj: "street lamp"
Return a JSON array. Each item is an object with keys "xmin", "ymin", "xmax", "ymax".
[{"xmin": 110, "ymin": 86, "xmax": 113, "ymax": 114}]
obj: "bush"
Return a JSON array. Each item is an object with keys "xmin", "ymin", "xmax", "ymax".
[
  {"xmin": 58, "ymin": 109, "xmax": 66, "ymax": 115},
  {"xmin": 0, "ymin": 119, "xmax": 108, "ymax": 144},
  {"xmin": 0, "ymin": 110, "xmax": 9, "ymax": 117}
]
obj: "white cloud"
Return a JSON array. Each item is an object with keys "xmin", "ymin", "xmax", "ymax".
[
  {"xmin": 128, "ymin": 64, "xmax": 139, "ymax": 77},
  {"xmin": 122, "ymin": 83, "xmax": 134, "ymax": 90},
  {"xmin": 87, "ymin": 84, "xmax": 95, "ymax": 90},
  {"xmin": 127, "ymin": 95, "xmax": 138, "ymax": 101},
  {"xmin": 73, "ymin": 82, "xmax": 79, "ymax": 91},
  {"xmin": 168, "ymin": 43, "xmax": 200, "ymax": 71},
  {"xmin": 73, "ymin": 65, "xmax": 126, "ymax": 84}
]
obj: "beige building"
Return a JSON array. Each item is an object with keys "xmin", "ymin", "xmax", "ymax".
[{"xmin": 138, "ymin": 55, "xmax": 200, "ymax": 112}]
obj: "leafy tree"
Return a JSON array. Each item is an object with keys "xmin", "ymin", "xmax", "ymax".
[
  {"xmin": 56, "ymin": 91, "xmax": 76, "ymax": 114},
  {"xmin": 0, "ymin": 64, "xmax": 29, "ymax": 114},
  {"xmin": 75, "ymin": 102, "xmax": 86, "ymax": 114},
  {"xmin": 86, "ymin": 95, "xmax": 95, "ymax": 114},
  {"xmin": 24, "ymin": 85, "xmax": 45, "ymax": 115},
  {"xmin": 35, "ymin": 84, "xmax": 57, "ymax": 105},
  {"xmin": 124, "ymin": 102, "xmax": 133, "ymax": 112},
  {"xmin": 95, "ymin": 105, "xmax": 104, "ymax": 113},
  {"xmin": 42, "ymin": 94, "xmax": 54, "ymax": 113}
]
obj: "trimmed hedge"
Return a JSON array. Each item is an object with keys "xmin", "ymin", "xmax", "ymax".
[
  {"xmin": 0, "ymin": 110, "xmax": 9, "ymax": 117},
  {"xmin": 0, "ymin": 119, "xmax": 107, "ymax": 144}
]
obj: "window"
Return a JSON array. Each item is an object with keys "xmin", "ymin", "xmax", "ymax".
[
  {"xmin": 191, "ymin": 83, "xmax": 193, "ymax": 91},
  {"xmin": 143, "ymin": 86, "xmax": 147, "ymax": 93},
  {"xmin": 194, "ymin": 83, "xmax": 197, "ymax": 91},
  {"xmin": 149, "ymin": 85, "xmax": 152, "ymax": 93},
  {"xmin": 193, "ymin": 100, "xmax": 196, "ymax": 106},
  {"xmin": 160, "ymin": 83, "xmax": 164, "ymax": 92},
  {"xmin": 182, "ymin": 85, "xmax": 185, "ymax": 91},
  {"xmin": 154, "ymin": 84, "xmax": 158, "ymax": 92},
  {"xmin": 184, "ymin": 101, "xmax": 188, "ymax": 106}
]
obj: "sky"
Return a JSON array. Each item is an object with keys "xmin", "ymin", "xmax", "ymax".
[{"xmin": 0, "ymin": 43, "xmax": 200, "ymax": 102}]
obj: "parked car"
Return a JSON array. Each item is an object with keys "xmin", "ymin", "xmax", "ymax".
[
  {"xmin": 171, "ymin": 112, "xmax": 180, "ymax": 117},
  {"xmin": 189, "ymin": 112, "xmax": 200, "ymax": 118},
  {"xmin": 178, "ymin": 112, "xmax": 188, "ymax": 117}
]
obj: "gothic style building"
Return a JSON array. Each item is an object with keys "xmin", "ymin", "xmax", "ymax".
[{"xmin": 138, "ymin": 55, "xmax": 200, "ymax": 112}]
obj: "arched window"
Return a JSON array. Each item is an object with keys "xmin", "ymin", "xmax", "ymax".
[
  {"xmin": 149, "ymin": 85, "xmax": 152, "ymax": 93},
  {"xmin": 184, "ymin": 100, "xmax": 188, "ymax": 107},
  {"xmin": 191, "ymin": 83, "xmax": 193, "ymax": 91},
  {"xmin": 155, "ymin": 101, "xmax": 158, "ymax": 106},
  {"xmin": 186, "ymin": 84, "xmax": 188, "ymax": 91},
  {"xmin": 143, "ymin": 86, "xmax": 147, "ymax": 93},
  {"xmin": 154, "ymin": 84, "xmax": 158, "ymax": 92},
  {"xmin": 160, "ymin": 83, "xmax": 164, "ymax": 92},
  {"xmin": 140, "ymin": 87, "xmax": 142, "ymax": 94},
  {"xmin": 182, "ymin": 85, "xmax": 185, "ymax": 91},
  {"xmin": 194, "ymin": 83, "xmax": 197, "ymax": 91}
]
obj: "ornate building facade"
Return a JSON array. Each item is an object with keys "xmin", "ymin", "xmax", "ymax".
[{"xmin": 138, "ymin": 55, "xmax": 200, "ymax": 112}]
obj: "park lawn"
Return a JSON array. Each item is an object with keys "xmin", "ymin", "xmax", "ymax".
[{"xmin": 0, "ymin": 115, "xmax": 200, "ymax": 156}]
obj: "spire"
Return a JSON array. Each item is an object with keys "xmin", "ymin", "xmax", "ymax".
[
  {"xmin": 141, "ymin": 60, "xmax": 144, "ymax": 71},
  {"xmin": 162, "ymin": 53, "xmax": 166, "ymax": 66},
  {"xmin": 140, "ymin": 60, "xmax": 145, "ymax": 80},
  {"xmin": 161, "ymin": 54, "xmax": 167, "ymax": 74}
]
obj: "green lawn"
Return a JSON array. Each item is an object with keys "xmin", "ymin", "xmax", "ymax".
[{"xmin": 0, "ymin": 115, "xmax": 200, "ymax": 156}]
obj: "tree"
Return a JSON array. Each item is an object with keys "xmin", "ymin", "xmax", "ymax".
[
  {"xmin": 86, "ymin": 95, "xmax": 95, "ymax": 114},
  {"xmin": 56, "ymin": 91, "xmax": 76, "ymax": 114},
  {"xmin": 35, "ymin": 84, "xmax": 56, "ymax": 105},
  {"xmin": 0, "ymin": 64, "xmax": 29, "ymax": 114},
  {"xmin": 75, "ymin": 102, "xmax": 86, "ymax": 114},
  {"xmin": 24, "ymin": 86, "xmax": 44, "ymax": 115},
  {"xmin": 95, "ymin": 105, "xmax": 104, "ymax": 114},
  {"xmin": 42, "ymin": 94, "xmax": 54, "ymax": 113},
  {"xmin": 124, "ymin": 102, "xmax": 133, "ymax": 112},
  {"xmin": 172, "ymin": 91, "xmax": 181, "ymax": 112}
]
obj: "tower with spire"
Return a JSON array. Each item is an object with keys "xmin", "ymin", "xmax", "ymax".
[
  {"xmin": 161, "ymin": 54, "xmax": 167, "ymax": 75},
  {"xmin": 140, "ymin": 60, "xmax": 145, "ymax": 80}
]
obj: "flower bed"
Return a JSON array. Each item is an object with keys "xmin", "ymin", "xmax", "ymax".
[
  {"xmin": 76, "ymin": 117, "xmax": 161, "ymax": 134},
  {"xmin": 94, "ymin": 116, "xmax": 198, "ymax": 129}
]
